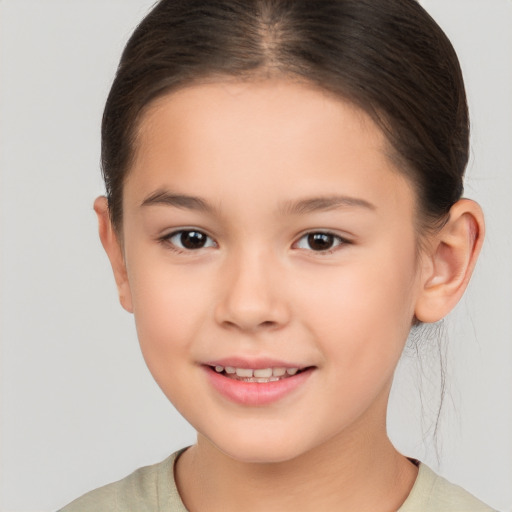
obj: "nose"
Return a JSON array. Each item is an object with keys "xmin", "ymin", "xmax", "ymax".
[{"xmin": 214, "ymin": 247, "xmax": 290, "ymax": 333}]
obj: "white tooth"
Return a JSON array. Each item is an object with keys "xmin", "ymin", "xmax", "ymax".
[
  {"xmin": 272, "ymin": 367, "xmax": 286, "ymax": 377},
  {"xmin": 215, "ymin": 365, "xmax": 224, "ymax": 373},
  {"xmin": 235, "ymin": 368, "xmax": 253, "ymax": 378},
  {"xmin": 286, "ymin": 368, "xmax": 299, "ymax": 375},
  {"xmin": 255, "ymin": 377, "xmax": 271, "ymax": 383},
  {"xmin": 254, "ymin": 368, "xmax": 272, "ymax": 378},
  {"xmin": 225, "ymin": 366, "xmax": 236, "ymax": 374},
  {"xmin": 269, "ymin": 377, "xmax": 279, "ymax": 382}
]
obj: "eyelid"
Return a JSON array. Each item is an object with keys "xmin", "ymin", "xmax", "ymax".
[
  {"xmin": 293, "ymin": 230, "xmax": 351, "ymax": 253},
  {"xmin": 157, "ymin": 227, "xmax": 351, "ymax": 254},
  {"xmin": 159, "ymin": 228, "xmax": 217, "ymax": 252}
]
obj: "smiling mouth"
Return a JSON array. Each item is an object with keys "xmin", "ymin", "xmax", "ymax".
[{"xmin": 208, "ymin": 365, "xmax": 310, "ymax": 383}]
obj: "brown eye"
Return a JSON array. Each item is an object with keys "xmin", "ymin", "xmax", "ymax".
[
  {"xmin": 308, "ymin": 233, "xmax": 335, "ymax": 251},
  {"xmin": 167, "ymin": 230, "xmax": 216, "ymax": 250},
  {"xmin": 295, "ymin": 232, "xmax": 345, "ymax": 252}
]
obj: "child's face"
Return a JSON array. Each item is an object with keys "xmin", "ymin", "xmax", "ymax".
[{"xmin": 116, "ymin": 80, "xmax": 425, "ymax": 463}]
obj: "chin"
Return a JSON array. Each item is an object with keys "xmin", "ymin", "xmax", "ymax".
[
  {"xmin": 221, "ymin": 445, "xmax": 301, "ymax": 465},
  {"xmin": 205, "ymin": 429, "xmax": 317, "ymax": 465}
]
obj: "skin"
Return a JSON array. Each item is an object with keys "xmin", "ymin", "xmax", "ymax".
[{"xmin": 96, "ymin": 79, "xmax": 484, "ymax": 511}]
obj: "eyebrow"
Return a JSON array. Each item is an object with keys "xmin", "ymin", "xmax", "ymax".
[
  {"xmin": 280, "ymin": 195, "xmax": 376, "ymax": 215},
  {"xmin": 141, "ymin": 190, "xmax": 217, "ymax": 213},
  {"xmin": 141, "ymin": 190, "xmax": 375, "ymax": 215}
]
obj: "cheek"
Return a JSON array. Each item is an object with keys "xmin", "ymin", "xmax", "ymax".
[
  {"xmin": 295, "ymin": 243, "xmax": 419, "ymax": 373},
  {"xmin": 127, "ymin": 256, "xmax": 211, "ymax": 364},
  {"xmin": 126, "ymin": 260, "xmax": 219, "ymax": 413}
]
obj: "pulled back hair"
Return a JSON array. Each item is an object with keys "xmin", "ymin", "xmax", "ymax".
[{"xmin": 102, "ymin": 0, "xmax": 469, "ymax": 231}]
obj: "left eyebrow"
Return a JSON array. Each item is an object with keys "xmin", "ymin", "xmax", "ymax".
[{"xmin": 279, "ymin": 195, "xmax": 376, "ymax": 215}]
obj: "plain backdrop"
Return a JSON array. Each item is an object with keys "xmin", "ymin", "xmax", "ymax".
[{"xmin": 0, "ymin": 1, "xmax": 511, "ymax": 511}]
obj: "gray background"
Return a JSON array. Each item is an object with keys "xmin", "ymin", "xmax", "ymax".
[{"xmin": 0, "ymin": 1, "xmax": 511, "ymax": 511}]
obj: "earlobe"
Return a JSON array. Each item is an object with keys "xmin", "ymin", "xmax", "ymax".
[
  {"xmin": 94, "ymin": 196, "xmax": 133, "ymax": 313},
  {"xmin": 415, "ymin": 199, "xmax": 484, "ymax": 323}
]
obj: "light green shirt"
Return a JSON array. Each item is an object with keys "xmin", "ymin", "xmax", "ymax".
[{"xmin": 59, "ymin": 450, "xmax": 496, "ymax": 511}]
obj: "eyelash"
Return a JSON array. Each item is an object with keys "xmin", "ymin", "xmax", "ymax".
[
  {"xmin": 294, "ymin": 232, "xmax": 349, "ymax": 254},
  {"xmin": 159, "ymin": 229, "xmax": 350, "ymax": 254},
  {"xmin": 159, "ymin": 229, "xmax": 217, "ymax": 253}
]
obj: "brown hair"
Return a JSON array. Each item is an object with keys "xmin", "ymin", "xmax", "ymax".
[{"xmin": 102, "ymin": 0, "xmax": 468, "ymax": 231}]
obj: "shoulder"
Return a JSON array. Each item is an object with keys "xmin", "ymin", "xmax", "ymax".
[
  {"xmin": 58, "ymin": 450, "xmax": 188, "ymax": 512},
  {"xmin": 399, "ymin": 463, "xmax": 497, "ymax": 512}
]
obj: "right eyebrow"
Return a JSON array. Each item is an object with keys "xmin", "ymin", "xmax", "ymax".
[{"xmin": 140, "ymin": 190, "xmax": 216, "ymax": 214}]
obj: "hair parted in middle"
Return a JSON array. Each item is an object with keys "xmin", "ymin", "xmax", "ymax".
[{"xmin": 102, "ymin": 0, "xmax": 469, "ymax": 233}]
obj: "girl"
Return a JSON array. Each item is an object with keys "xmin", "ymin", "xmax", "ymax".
[{"xmin": 60, "ymin": 1, "xmax": 496, "ymax": 510}]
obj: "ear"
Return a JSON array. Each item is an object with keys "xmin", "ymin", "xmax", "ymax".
[
  {"xmin": 94, "ymin": 196, "xmax": 133, "ymax": 313},
  {"xmin": 415, "ymin": 199, "xmax": 484, "ymax": 323}
]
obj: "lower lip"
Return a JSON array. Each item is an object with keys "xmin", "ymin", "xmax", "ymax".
[{"xmin": 204, "ymin": 366, "xmax": 313, "ymax": 406}]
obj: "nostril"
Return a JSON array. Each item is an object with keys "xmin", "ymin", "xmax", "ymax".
[
  {"xmin": 221, "ymin": 319, "xmax": 279, "ymax": 332},
  {"xmin": 214, "ymin": 285, "xmax": 290, "ymax": 331}
]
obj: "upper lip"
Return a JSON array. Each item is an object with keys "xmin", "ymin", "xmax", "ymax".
[{"xmin": 203, "ymin": 357, "xmax": 308, "ymax": 370}]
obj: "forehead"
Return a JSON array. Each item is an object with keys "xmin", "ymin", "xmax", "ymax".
[
  {"xmin": 136, "ymin": 79, "xmax": 380, "ymax": 157},
  {"xmin": 126, "ymin": 79, "xmax": 414, "ymax": 218}
]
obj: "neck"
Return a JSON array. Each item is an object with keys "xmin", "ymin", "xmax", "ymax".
[{"xmin": 175, "ymin": 406, "xmax": 417, "ymax": 512}]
